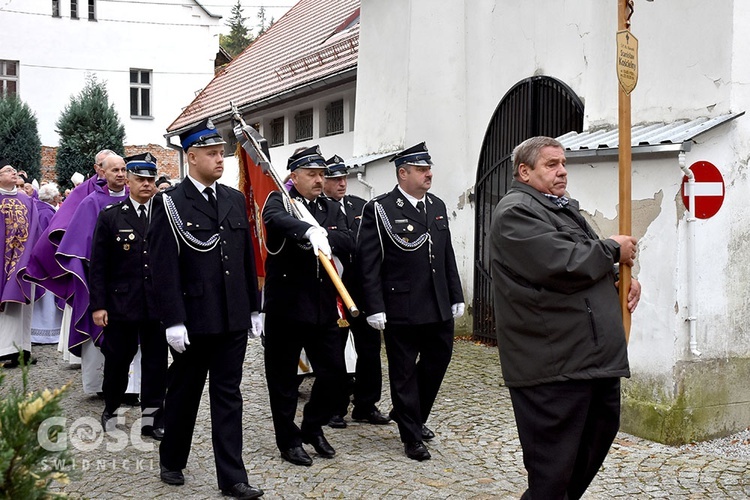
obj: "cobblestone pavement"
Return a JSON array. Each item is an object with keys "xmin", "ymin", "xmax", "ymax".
[{"xmin": 2, "ymin": 339, "xmax": 749, "ymax": 499}]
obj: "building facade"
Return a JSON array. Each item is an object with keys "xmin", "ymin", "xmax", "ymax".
[{"xmin": 0, "ymin": 0, "xmax": 222, "ymax": 148}]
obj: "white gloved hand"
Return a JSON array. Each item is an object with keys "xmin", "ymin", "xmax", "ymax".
[
  {"xmin": 451, "ymin": 302, "xmax": 465, "ymax": 319},
  {"xmin": 305, "ymin": 226, "xmax": 331, "ymax": 259},
  {"xmin": 366, "ymin": 312, "xmax": 387, "ymax": 331},
  {"xmin": 249, "ymin": 312, "xmax": 263, "ymax": 339},
  {"xmin": 166, "ymin": 324, "xmax": 190, "ymax": 353}
]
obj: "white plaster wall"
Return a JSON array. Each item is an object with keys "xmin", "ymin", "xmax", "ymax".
[
  {"xmin": 353, "ymin": 0, "xmax": 750, "ymax": 391},
  {"xmin": 0, "ymin": 0, "xmax": 221, "ymax": 146}
]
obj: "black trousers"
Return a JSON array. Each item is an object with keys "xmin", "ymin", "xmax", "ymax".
[
  {"xmin": 509, "ymin": 378, "xmax": 622, "ymax": 500},
  {"xmin": 334, "ymin": 314, "xmax": 383, "ymax": 416},
  {"xmin": 159, "ymin": 330, "xmax": 248, "ymax": 490},
  {"xmin": 101, "ymin": 319, "xmax": 167, "ymax": 429},
  {"xmin": 383, "ymin": 320, "xmax": 454, "ymax": 443},
  {"xmin": 264, "ymin": 314, "xmax": 345, "ymax": 450}
]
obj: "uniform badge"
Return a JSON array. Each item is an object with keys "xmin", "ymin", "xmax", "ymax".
[
  {"xmin": 122, "ymin": 204, "xmax": 129, "ymax": 211},
  {"xmin": 403, "ymin": 237, "xmax": 410, "ymax": 243},
  {"xmin": 337, "ymin": 318, "xmax": 350, "ymax": 328},
  {"xmin": 206, "ymin": 118, "xmax": 216, "ymax": 130},
  {"xmin": 116, "ymin": 236, "xmax": 121, "ymax": 242},
  {"xmin": 427, "ymin": 195, "xmax": 433, "ymax": 205},
  {"xmin": 128, "ymin": 233, "xmax": 135, "ymax": 241},
  {"xmin": 407, "ymin": 224, "xmax": 414, "ymax": 232},
  {"xmin": 187, "ymin": 221, "xmax": 193, "ymax": 226},
  {"xmin": 123, "ymin": 243, "xmax": 130, "ymax": 251},
  {"xmin": 396, "ymin": 198, "xmax": 404, "ymax": 208}
]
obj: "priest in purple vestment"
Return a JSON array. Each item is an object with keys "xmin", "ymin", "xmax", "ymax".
[
  {"xmin": 0, "ymin": 161, "xmax": 42, "ymax": 367},
  {"xmin": 56, "ymin": 154, "xmax": 129, "ymax": 355}
]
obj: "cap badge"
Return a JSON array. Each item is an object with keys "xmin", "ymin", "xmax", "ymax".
[
  {"xmin": 206, "ymin": 118, "xmax": 216, "ymax": 130},
  {"xmin": 145, "ymin": 152, "xmax": 154, "ymax": 162}
]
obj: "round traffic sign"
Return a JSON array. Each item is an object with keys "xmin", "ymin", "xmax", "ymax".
[{"xmin": 681, "ymin": 161, "xmax": 724, "ymax": 219}]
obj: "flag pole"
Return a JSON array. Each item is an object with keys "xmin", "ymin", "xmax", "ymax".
[
  {"xmin": 618, "ymin": 0, "xmax": 634, "ymax": 342},
  {"xmin": 229, "ymin": 102, "xmax": 360, "ymax": 317}
]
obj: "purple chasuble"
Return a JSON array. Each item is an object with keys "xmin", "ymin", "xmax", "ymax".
[
  {"xmin": 23, "ymin": 176, "xmax": 106, "ymax": 300},
  {"xmin": 0, "ymin": 192, "xmax": 41, "ymax": 304},
  {"xmin": 57, "ymin": 189, "xmax": 128, "ymax": 355}
]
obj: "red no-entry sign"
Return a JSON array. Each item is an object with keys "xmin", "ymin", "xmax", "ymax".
[{"xmin": 681, "ymin": 161, "xmax": 725, "ymax": 219}]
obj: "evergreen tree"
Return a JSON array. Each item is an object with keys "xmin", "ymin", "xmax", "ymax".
[
  {"xmin": 221, "ymin": 0, "xmax": 253, "ymax": 57},
  {"xmin": 55, "ymin": 75, "xmax": 125, "ymax": 190},
  {"xmin": 256, "ymin": 6, "xmax": 274, "ymax": 38},
  {"xmin": 0, "ymin": 95, "xmax": 42, "ymax": 184}
]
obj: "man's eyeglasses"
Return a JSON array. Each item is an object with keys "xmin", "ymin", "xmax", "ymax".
[{"xmin": 0, "ymin": 167, "xmax": 17, "ymax": 175}]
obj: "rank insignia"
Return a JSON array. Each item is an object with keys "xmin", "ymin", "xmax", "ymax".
[{"xmin": 396, "ymin": 198, "xmax": 404, "ymax": 207}]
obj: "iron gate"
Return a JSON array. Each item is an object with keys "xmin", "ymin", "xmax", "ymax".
[{"xmin": 472, "ymin": 76, "xmax": 584, "ymax": 341}]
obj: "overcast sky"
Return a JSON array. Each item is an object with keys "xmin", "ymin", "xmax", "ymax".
[{"xmin": 200, "ymin": 1, "xmax": 297, "ymax": 35}]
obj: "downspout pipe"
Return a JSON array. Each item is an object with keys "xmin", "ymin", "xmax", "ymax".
[
  {"xmin": 356, "ymin": 172, "xmax": 374, "ymax": 199},
  {"xmin": 678, "ymin": 149, "xmax": 701, "ymax": 357}
]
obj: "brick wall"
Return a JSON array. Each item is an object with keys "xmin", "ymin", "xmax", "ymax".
[{"xmin": 39, "ymin": 144, "xmax": 181, "ymax": 185}]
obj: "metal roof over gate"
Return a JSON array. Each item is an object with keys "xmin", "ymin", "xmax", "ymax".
[{"xmin": 556, "ymin": 112, "xmax": 744, "ymax": 158}]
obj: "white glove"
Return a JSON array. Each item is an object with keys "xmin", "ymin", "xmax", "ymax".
[
  {"xmin": 451, "ymin": 302, "xmax": 465, "ymax": 319},
  {"xmin": 366, "ymin": 312, "xmax": 387, "ymax": 331},
  {"xmin": 166, "ymin": 324, "xmax": 190, "ymax": 353},
  {"xmin": 305, "ymin": 226, "xmax": 331, "ymax": 259},
  {"xmin": 249, "ymin": 312, "xmax": 263, "ymax": 339}
]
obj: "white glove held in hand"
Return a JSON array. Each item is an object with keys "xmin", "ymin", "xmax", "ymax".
[
  {"xmin": 166, "ymin": 324, "xmax": 190, "ymax": 353},
  {"xmin": 366, "ymin": 312, "xmax": 387, "ymax": 331},
  {"xmin": 451, "ymin": 302, "xmax": 465, "ymax": 319},
  {"xmin": 249, "ymin": 312, "xmax": 263, "ymax": 339},
  {"xmin": 305, "ymin": 226, "xmax": 331, "ymax": 259}
]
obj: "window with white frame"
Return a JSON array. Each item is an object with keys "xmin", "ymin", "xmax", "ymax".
[
  {"xmin": 325, "ymin": 99, "xmax": 344, "ymax": 136},
  {"xmin": 294, "ymin": 109, "xmax": 313, "ymax": 142},
  {"xmin": 129, "ymin": 69, "xmax": 152, "ymax": 118},
  {"xmin": 1, "ymin": 61, "xmax": 19, "ymax": 97}
]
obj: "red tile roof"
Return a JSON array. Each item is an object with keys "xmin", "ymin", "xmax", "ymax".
[{"xmin": 168, "ymin": 0, "xmax": 360, "ymax": 133}]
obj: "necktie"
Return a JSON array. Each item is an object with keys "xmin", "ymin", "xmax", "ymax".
[
  {"xmin": 308, "ymin": 200, "xmax": 317, "ymax": 216},
  {"xmin": 416, "ymin": 200, "xmax": 427, "ymax": 226},
  {"xmin": 138, "ymin": 205, "xmax": 147, "ymax": 231},
  {"xmin": 204, "ymin": 186, "xmax": 217, "ymax": 213}
]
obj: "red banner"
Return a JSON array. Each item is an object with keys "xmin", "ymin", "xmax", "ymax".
[{"xmin": 236, "ymin": 143, "xmax": 278, "ymax": 280}]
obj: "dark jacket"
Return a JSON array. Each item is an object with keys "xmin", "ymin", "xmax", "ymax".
[
  {"xmin": 323, "ymin": 193, "xmax": 367, "ymax": 300},
  {"xmin": 89, "ymin": 198, "xmax": 157, "ymax": 322},
  {"xmin": 356, "ymin": 186, "xmax": 463, "ymax": 325},
  {"xmin": 262, "ymin": 187, "xmax": 353, "ymax": 325},
  {"xmin": 148, "ymin": 180, "xmax": 259, "ymax": 334},
  {"xmin": 490, "ymin": 180, "xmax": 630, "ymax": 387}
]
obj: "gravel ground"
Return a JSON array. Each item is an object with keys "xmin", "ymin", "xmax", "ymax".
[{"xmin": 679, "ymin": 427, "xmax": 750, "ymax": 460}]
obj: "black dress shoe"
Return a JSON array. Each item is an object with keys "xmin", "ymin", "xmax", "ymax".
[
  {"xmin": 352, "ymin": 407, "xmax": 391, "ymax": 425},
  {"xmin": 121, "ymin": 393, "xmax": 140, "ymax": 406},
  {"xmin": 221, "ymin": 482, "xmax": 264, "ymax": 499},
  {"xmin": 421, "ymin": 424, "xmax": 435, "ymax": 440},
  {"xmin": 101, "ymin": 410, "xmax": 116, "ymax": 432},
  {"xmin": 328, "ymin": 415, "xmax": 347, "ymax": 429},
  {"xmin": 141, "ymin": 426, "xmax": 165, "ymax": 441},
  {"xmin": 159, "ymin": 465, "xmax": 185, "ymax": 485},
  {"xmin": 280, "ymin": 446, "xmax": 312, "ymax": 466},
  {"xmin": 404, "ymin": 441, "xmax": 431, "ymax": 461},
  {"xmin": 302, "ymin": 434, "xmax": 335, "ymax": 458}
]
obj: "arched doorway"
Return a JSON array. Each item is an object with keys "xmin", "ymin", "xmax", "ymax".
[{"xmin": 473, "ymin": 76, "xmax": 584, "ymax": 341}]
